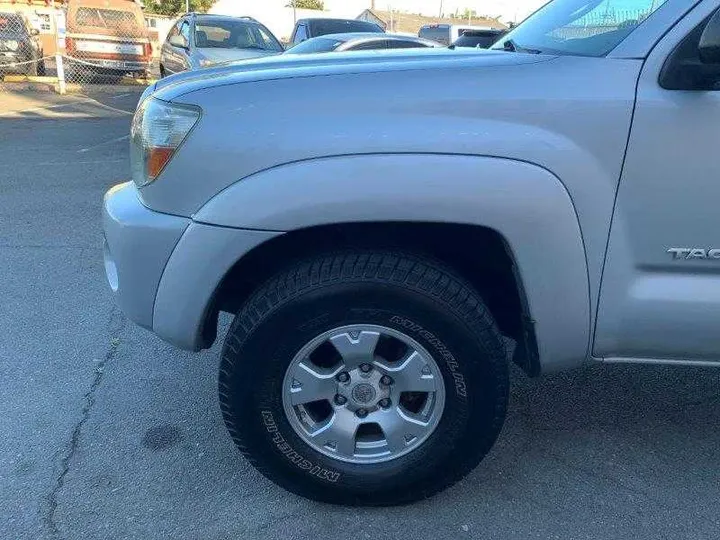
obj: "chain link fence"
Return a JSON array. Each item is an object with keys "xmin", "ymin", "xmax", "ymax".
[{"xmin": 1, "ymin": 4, "xmax": 156, "ymax": 93}]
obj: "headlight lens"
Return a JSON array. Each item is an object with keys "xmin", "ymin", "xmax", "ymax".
[
  {"xmin": 130, "ymin": 98, "xmax": 201, "ymax": 188},
  {"xmin": 3, "ymin": 40, "xmax": 19, "ymax": 51},
  {"xmin": 199, "ymin": 58, "xmax": 215, "ymax": 67}
]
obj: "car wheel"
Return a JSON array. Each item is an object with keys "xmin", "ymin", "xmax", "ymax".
[
  {"xmin": 159, "ymin": 65, "xmax": 166, "ymax": 78},
  {"xmin": 218, "ymin": 251, "xmax": 509, "ymax": 505},
  {"xmin": 37, "ymin": 59, "xmax": 46, "ymax": 76}
]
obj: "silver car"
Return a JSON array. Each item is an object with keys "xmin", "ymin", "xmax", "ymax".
[
  {"xmin": 285, "ymin": 33, "xmax": 440, "ymax": 54},
  {"xmin": 159, "ymin": 14, "xmax": 283, "ymax": 77}
]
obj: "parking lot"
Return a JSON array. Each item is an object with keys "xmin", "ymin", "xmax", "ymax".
[{"xmin": 2, "ymin": 88, "xmax": 720, "ymax": 540}]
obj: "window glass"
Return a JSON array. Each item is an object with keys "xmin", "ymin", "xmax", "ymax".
[
  {"xmin": 491, "ymin": 0, "xmax": 669, "ymax": 57},
  {"xmin": 194, "ymin": 20, "xmax": 283, "ymax": 51},
  {"xmin": 76, "ymin": 8, "xmax": 137, "ymax": 30},
  {"xmin": 294, "ymin": 23, "xmax": 308, "ymax": 43},
  {"xmin": 419, "ymin": 26, "xmax": 450, "ymax": 44},
  {"xmin": 285, "ymin": 37, "xmax": 342, "ymax": 54}
]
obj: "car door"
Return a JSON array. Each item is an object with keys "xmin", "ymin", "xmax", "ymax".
[{"xmin": 595, "ymin": 1, "xmax": 720, "ymax": 363}]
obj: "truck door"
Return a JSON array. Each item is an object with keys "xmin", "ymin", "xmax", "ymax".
[{"xmin": 596, "ymin": 2, "xmax": 720, "ymax": 363}]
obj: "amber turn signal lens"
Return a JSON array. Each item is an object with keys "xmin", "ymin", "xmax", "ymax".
[{"xmin": 147, "ymin": 147, "xmax": 176, "ymax": 180}]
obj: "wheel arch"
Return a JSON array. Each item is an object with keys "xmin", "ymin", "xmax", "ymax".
[{"xmin": 155, "ymin": 154, "xmax": 590, "ymax": 374}]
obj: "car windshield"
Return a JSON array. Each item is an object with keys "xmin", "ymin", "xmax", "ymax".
[
  {"xmin": 491, "ymin": 0, "xmax": 669, "ymax": 57},
  {"xmin": 195, "ymin": 20, "xmax": 283, "ymax": 52},
  {"xmin": 0, "ymin": 13, "xmax": 25, "ymax": 35},
  {"xmin": 76, "ymin": 8, "xmax": 137, "ymax": 29},
  {"xmin": 286, "ymin": 37, "xmax": 343, "ymax": 54}
]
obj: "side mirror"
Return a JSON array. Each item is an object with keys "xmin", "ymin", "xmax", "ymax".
[
  {"xmin": 169, "ymin": 34, "xmax": 188, "ymax": 49},
  {"xmin": 700, "ymin": 9, "xmax": 720, "ymax": 64},
  {"xmin": 30, "ymin": 28, "xmax": 40, "ymax": 36}
]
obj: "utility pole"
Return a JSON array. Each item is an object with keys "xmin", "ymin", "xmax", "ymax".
[
  {"xmin": 186, "ymin": 0, "xmax": 190, "ymax": 13},
  {"xmin": 439, "ymin": 0, "xmax": 443, "ymax": 18}
]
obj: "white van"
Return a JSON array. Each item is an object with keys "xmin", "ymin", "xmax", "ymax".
[{"xmin": 419, "ymin": 23, "xmax": 495, "ymax": 46}]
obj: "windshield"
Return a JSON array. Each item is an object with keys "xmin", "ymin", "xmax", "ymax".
[
  {"xmin": 76, "ymin": 8, "xmax": 138, "ymax": 29},
  {"xmin": 0, "ymin": 13, "xmax": 25, "ymax": 35},
  {"xmin": 491, "ymin": 0, "xmax": 669, "ymax": 57},
  {"xmin": 286, "ymin": 37, "xmax": 343, "ymax": 54},
  {"xmin": 195, "ymin": 21, "xmax": 283, "ymax": 52}
]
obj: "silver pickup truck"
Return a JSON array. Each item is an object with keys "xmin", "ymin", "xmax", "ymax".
[{"xmin": 103, "ymin": 0, "xmax": 720, "ymax": 505}]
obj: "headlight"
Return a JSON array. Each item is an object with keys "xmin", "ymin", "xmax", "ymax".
[
  {"xmin": 3, "ymin": 40, "xmax": 19, "ymax": 51},
  {"xmin": 199, "ymin": 58, "xmax": 215, "ymax": 67},
  {"xmin": 130, "ymin": 98, "xmax": 201, "ymax": 188}
]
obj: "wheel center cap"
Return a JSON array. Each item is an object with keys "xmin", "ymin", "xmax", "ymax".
[{"xmin": 351, "ymin": 383, "xmax": 376, "ymax": 404}]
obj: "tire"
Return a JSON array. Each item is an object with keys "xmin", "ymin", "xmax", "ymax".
[
  {"xmin": 219, "ymin": 251, "xmax": 509, "ymax": 505},
  {"xmin": 159, "ymin": 65, "xmax": 166, "ymax": 78},
  {"xmin": 37, "ymin": 59, "xmax": 46, "ymax": 77}
]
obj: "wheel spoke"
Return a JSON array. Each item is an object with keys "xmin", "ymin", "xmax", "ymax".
[
  {"xmin": 288, "ymin": 362, "xmax": 338, "ymax": 406},
  {"xmin": 310, "ymin": 407, "xmax": 358, "ymax": 457},
  {"xmin": 329, "ymin": 330, "xmax": 381, "ymax": 369},
  {"xmin": 376, "ymin": 350, "xmax": 438, "ymax": 393},
  {"xmin": 378, "ymin": 406, "xmax": 430, "ymax": 453}
]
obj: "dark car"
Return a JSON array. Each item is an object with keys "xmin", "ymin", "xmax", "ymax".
[
  {"xmin": 289, "ymin": 18, "xmax": 383, "ymax": 47},
  {"xmin": 0, "ymin": 12, "xmax": 44, "ymax": 76},
  {"xmin": 450, "ymin": 29, "xmax": 507, "ymax": 49},
  {"xmin": 160, "ymin": 14, "xmax": 284, "ymax": 76},
  {"xmin": 285, "ymin": 33, "xmax": 439, "ymax": 55}
]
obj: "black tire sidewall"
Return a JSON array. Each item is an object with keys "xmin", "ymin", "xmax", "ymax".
[{"xmin": 221, "ymin": 281, "xmax": 508, "ymax": 504}]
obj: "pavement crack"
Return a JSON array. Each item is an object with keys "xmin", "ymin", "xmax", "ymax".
[{"xmin": 42, "ymin": 309, "xmax": 126, "ymax": 539}]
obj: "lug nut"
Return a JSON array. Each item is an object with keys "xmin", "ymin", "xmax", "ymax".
[
  {"xmin": 334, "ymin": 394, "xmax": 347, "ymax": 406},
  {"xmin": 337, "ymin": 372, "xmax": 350, "ymax": 383},
  {"xmin": 359, "ymin": 363, "xmax": 372, "ymax": 373},
  {"xmin": 379, "ymin": 398, "xmax": 391, "ymax": 409},
  {"xmin": 356, "ymin": 408, "xmax": 368, "ymax": 418},
  {"xmin": 380, "ymin": 375, "xmax": 393, "ymax": 386}
]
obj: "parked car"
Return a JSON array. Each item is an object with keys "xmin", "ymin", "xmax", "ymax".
[
  {"xmin": 0, "ymin": 11, "xmax": 44, "ymax": 76},
  {"xmin": 104, "ymin": 0, "xmax": 716, "ymax": 506},
  {"xmin": 160, "ymin": 14, "xmax": 283, "ymax": 76},
  {"xmin": 285, "ymin": 33, "xmax": 439, "ymax": 55},
  {"xmin": 450, "ymin": 29, "xmax": 506, "ymax": 49},
  {"xmin": 419, "ymin": 23, "xmax": 498, "ymax": 46},
  {"xmin": 289, "ymin": 18, "xmax": 383, "ymax": 47},
  {"xmin": 65, "ymin": 0, "xmax": 152, "ymax": 79}
]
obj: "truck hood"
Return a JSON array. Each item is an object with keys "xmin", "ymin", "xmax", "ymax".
[{"xmin": 153, "ymin": 47, "xmax": 554, "ymax": 102}]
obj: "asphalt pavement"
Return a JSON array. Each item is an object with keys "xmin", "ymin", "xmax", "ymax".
[{"xmin": 1, "ymin": 88, "xmax": 719, "ymax": 540}]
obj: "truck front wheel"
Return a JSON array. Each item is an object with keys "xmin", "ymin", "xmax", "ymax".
[{"xmin": 218, "ymin": 251, "xmax": 509, "ymax": 505}]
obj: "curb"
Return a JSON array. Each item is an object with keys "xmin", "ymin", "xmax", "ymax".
[{"xmin": 1, "ymin": 77, "xmax": 156, "ymax": 94}]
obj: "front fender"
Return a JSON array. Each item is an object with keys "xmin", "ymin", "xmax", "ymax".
[{"xmin": 192, "ymin": 154, "xmax": 590, "ymax": 372}]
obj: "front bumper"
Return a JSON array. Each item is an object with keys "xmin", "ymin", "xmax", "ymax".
[
  {"xmin": 103, "ymin": 182, "xmax": 281, "ymax": 350},
  {"xmin": 103, "ymin": 183, "xmax": 189, "ymax": 330}
]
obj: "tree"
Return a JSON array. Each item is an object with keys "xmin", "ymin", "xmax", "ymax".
[
  {"xmin": 287, "ymin": 0, "xmax": 325, "ymax": 9},
  {"xmin": 146, "ymin": 0, "xmax": 217, "ymax": 16}
]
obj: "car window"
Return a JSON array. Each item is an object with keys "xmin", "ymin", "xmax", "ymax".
[
  {"xmin": 0, "ymin": 13, "xmax": 29, "ymax": 35},
  {"xmin": 294, "ymin": 23, "xmax": 308, "ymax": 43},
  {"xmin": 76, "ymin": 8, "xmax": 137, "ymax": 29},
  {"xmin": 285, "ymin": 37, "xmax": 342, "ymax": 54},
  {"xmin": 453, "ymin": 32, "xmax": 504, "ymax": 48},
  {"xmin": 179, "ymin": 20, "xmax": 190, "ymax": 44},
  {"xmin": 491, "ymin": 0, "xmax": 669, "ymax": 57},
  {"xmin": 419, "ymin": 26, "xmax": 449, "ymax": 44},
  {"xmin": 310, "ymin": 20, "xmax": 382, "ymax": 37},
  {"xmin": 389, "ymin": 40, "xmax": 432, "ymax": 49},
  {"xmin": 347, "ymin": 40, "xmax": 387, "ymax": 51},
  {"xmin": 195, "ymin": 20, "xmax": 283, "ymax": 51}
]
